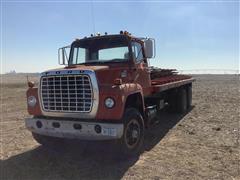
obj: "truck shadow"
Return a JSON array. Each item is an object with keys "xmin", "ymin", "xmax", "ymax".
[
  {"xmin": 1, "ymin": 107, "xmax": 194, "ymax": 180},
  {"xmin": 144, "ymin": 106, "xmax": 194, "ymax": 151}
]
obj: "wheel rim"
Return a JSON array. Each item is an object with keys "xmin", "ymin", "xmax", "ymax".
[{"xmin": 124, "ymin": 119, "xmax": 141, "ymax": 149}]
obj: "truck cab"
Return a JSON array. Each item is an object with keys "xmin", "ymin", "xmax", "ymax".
[{"xmin": 25, "ymin": 31, "xmax": 194, "ymax": 156}]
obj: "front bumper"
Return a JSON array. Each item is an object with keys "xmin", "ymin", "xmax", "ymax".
[{"xmin": 25, "ymin": 118, "xmax": 124, "ymax": 140}]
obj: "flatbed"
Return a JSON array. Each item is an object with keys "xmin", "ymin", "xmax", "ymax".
[{"xmin": 151, "ymin": 75, "xmax": 195, "ymax": 92}]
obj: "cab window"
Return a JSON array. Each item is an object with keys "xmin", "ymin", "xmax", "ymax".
[{"xmin": 132, "ymin": 42, "xmax": 144, "ymax": 63}]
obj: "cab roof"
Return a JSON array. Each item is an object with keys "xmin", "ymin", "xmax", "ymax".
[{"xmin": 73, "ymin": 32, "xmax": 144, "ymax": 43}]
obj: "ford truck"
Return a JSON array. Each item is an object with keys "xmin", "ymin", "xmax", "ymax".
[{"xmin": 25, "ymin": 31, "xmax": 195, "ymax": 156}]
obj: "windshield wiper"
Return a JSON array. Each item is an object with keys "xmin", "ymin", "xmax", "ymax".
[
  {"xmin": 75, "ymin": 61, "xmax": 105, "ymax": 65},
  {"xmin": 108, "ymin": 58, "xmax": 126, "ymax": 62}
]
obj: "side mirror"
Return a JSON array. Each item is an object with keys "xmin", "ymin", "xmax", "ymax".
[
  {"xmin": 58, "ymin": 46, "xmax": 70, "ymax": 65},
  {"xmin": 144, "ymin": 38, "xmax": 156, "ymax": 59}
]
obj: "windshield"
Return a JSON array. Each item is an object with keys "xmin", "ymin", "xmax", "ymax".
[{"xmin": 69, "ymin": 36, "xmax": 130, "ymax": 65}]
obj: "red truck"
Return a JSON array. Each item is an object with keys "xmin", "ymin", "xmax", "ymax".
[{"xmin": 25, "ymin": 31, "xmax": 194, "ymax": 156}]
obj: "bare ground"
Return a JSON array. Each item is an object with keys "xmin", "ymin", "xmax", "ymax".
[{"xmin": 0, "ymin": 74, "xmax": 239, "ymax": 180}]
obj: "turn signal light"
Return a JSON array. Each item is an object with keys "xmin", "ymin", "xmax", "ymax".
[{"xmin": 28, "ymin": 81, "xmax": 35, "ymax": 88}]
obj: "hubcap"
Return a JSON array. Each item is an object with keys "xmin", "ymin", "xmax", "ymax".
[{"xmin": 132, "ymin": 130, "xmax": 138, "ymax": 138}]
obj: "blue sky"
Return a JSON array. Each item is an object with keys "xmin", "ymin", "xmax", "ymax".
[{"xmin": 1, "ymin": 1, "xmax": 239, "ymax": 73}]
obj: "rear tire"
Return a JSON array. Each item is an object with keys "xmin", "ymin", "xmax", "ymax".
[
  {"xmin": 119, "ymin": 108, "xmax": 144, "ymax": 157},
  {"xmin": 176, "ymin": 88, "xmax": 187, "ymax": 113},
  {"xmin": 186, "ymin": 85, "xmax": 192, "ymax": 109},
  {"xmin": 167, "ymin": 90, "xmax": 177, "ymax": 112}
]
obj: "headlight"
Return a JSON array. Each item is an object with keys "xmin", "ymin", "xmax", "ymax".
[
  {"xmin": 28, "ymin": 96, "xmax": 37, "ymax": 107},
  {"xmin": 105, "ymin": 97, "xmax": 115, "ymax": 108}
]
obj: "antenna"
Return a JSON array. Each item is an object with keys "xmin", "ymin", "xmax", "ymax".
[{"xmin": 90, "ymin": 1, "xmax": 96, "ymax": 34}]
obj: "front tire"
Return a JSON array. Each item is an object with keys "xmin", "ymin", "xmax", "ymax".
[{"xmin": 119, "ymin": 108, "xmax": 144, "ymax": 157}]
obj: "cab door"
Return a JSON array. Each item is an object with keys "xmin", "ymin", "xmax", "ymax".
[{"xmin": 131, "ymin": 41, "xmax": 151, "ymax": 95}]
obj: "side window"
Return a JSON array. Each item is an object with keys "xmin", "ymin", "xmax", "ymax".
[{"xmin": 132, "ymin": 42, "xmax": 144, "ymax": 63}]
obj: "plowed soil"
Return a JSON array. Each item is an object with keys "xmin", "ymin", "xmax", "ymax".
[{"xmin": 0, "ymin": 74, "xmax": 239, "ymax": 180}]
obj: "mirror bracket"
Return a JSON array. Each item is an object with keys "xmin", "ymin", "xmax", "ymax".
[{"xmin": 58, "ymin": 46, "xmax": 70, "ymax": 65}]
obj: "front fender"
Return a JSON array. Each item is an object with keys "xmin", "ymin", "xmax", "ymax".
[{"xmin": 96, "ymin": 83, "xmax": 143, "ymax": 120}]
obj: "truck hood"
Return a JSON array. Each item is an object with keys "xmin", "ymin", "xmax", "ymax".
[
  {"xmin": 41, "ymin": 65, "xmax": 109, "ymax": 74},
  {"xmin": 42, "ymin": 64, "xmax": 130, "ymax": 85},
  {"xmin": 64, "ymin": 65, "xmax": 109, "ymax": 71}
]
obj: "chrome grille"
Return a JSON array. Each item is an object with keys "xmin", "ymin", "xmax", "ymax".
[{"xmin": 40, "ymin": 75, "xmax": 93, "ymax": 112}]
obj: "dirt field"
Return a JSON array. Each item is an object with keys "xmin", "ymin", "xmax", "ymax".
[{"xmin": 0, "ymin": 74, "xmax": 239, "ymax": 180}]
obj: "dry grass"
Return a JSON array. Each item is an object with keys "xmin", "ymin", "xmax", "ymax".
[{"xmin": 0, "ymin": 74, "xmax": 239, "ymax": 180}]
